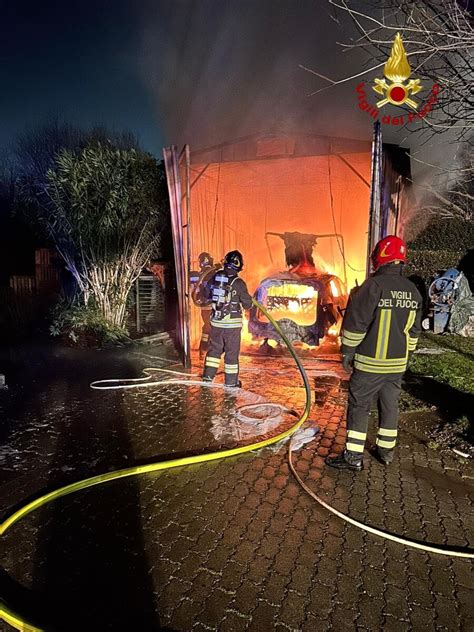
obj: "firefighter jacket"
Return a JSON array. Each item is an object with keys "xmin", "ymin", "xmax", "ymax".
[
  {"xmin": 341, "ymin": 264, "xmax": 422, "ymax": 374},
  {"xmin": 206, "ymin": 267, "xmax": 253, "ymax": 329}
]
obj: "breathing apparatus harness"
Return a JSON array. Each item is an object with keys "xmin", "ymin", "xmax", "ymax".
[{"xmin": 210, "ymin": 267, "xmax": 240, "ymax": 321}]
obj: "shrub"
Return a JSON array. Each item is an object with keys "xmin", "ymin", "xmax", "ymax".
[
  {"xmin": 405, "ymin": 249, "xmax": 462, "ymax": 284},
  {"xmin": 44, "ymin": 144, "xmax": 168, "ymax": 327},
  {"xmin": 409, "ymin": 218, "xmax": 474, "ymax": 253},
  {"xmin": 50, "ymin": 300, "xmax": 130, "ymax": 347},
  {"xmin": 406, "ymin": 217, "xmax": 474, "ymax": 284}
]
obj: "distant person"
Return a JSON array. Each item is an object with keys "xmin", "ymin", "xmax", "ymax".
[
  {"xmin": 326, "ymin": 236, "xmax": 422, "ymax": 470},
  {"xmin": 202, "ymin": 250, "xmax": 252, "ymax": 387}
]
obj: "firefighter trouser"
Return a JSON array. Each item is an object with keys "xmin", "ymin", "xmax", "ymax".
[
  {"xmin": 203, "ymin": 326, "xmax": 241, "ymax": 386},
  {"xmin": 345, "ymin": 369, "xmax": 403, "ymax": 456},
  {"xmin": 199, "ymin": 309, "xmax": 212, "ymax": 354}
]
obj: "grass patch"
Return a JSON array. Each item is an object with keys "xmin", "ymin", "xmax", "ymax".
[
  {"xmin": 409, "ymin": 333, "xmax": 474, "ymax": 395},
  {"xmin": 403, "ymin": 333, "xmax": 474, "ymax": 452}
]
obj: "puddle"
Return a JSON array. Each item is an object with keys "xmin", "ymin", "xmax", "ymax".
[{"xmin": 411, "ymin": 465, "xmax": 473, "ymax": 498}]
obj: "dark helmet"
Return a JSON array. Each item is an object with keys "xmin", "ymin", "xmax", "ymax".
[
  {"xmin": 198, "ymin": 251, "xmax": 214, "ymax": 269},
  {"xmin": 224, "ymin": 250, "xmax": 244, "ymax": 271}
]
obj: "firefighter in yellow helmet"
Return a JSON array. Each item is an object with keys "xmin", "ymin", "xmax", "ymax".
[
  {"xmin": 202, "ymin": 250, "xmax": 252, "ymax": 387},
  {"xmin": 327, "ymin": 236, "xmax": 422, "ymax": 470}
]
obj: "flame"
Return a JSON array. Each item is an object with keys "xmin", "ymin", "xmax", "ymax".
[
  {"xmin": 240, "ymin": 266, "xmax": 345, "ymax": 347},
  {"xmin": 329, "ymin": 279, "xmax": 339, "ymax": 297},
  {"xmin": 267, "ymin": 284, "xmax": 317, "ymax": 299},
  {"xmin": 241, "ymin": 312, "xmax": 257, "ymax": 346},
  {"xmin": 288, "ymin": 299, "xmax": 300, "ymax": 313},
  {"xmin": 314, "ymin": 254, "xmax": 347, "ymax": 292},
  {"xmin": 187, "ymin": 152, "xmax": 371, "ymax": 351},
  {"xmin": 384, "ymin": 33, "xmax": 411, "ymax": 83},
  {"xmin": 260, "ymin": 284, "xmax": 318, "ymax": 327},
  {"xmin": 290, "ymin": 261, "xmax": 320, "ymax": 277}
]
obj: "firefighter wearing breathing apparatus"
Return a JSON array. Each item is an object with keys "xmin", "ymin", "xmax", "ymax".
[
  {"xmin": 327, "ymin": 235, "xmax": 422, "ymax": 471},
  {"xmin": 190, "ymin": 252, "xmax": 216, "ymax": 357},
  {"xmin": 203, "ymin": 250, "xmax": 253, "ymax": 387}
]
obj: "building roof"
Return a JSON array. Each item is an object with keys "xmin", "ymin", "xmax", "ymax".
[{"xmin": 191, "ymin": 132, "xmax": 372, "ymax": 164}]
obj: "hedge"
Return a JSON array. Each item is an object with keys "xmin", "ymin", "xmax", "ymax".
[
  {"xmin": 405, "ymin": 250, "xmax": 464, "ymax": 284},
  {"xmin": 408, "ymin": 218, "xmax": 473, "ymax": 254},
  {"xmin": 406, "ymin": 217, "xmax": 473, "ymax": 285}
]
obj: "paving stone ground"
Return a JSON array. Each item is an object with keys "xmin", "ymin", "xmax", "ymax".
[{"xmin": 0, "ymin": 342, "xmax": 473, "ymax": 631}]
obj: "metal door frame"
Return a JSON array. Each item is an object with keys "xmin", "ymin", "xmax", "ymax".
[{"xmin": 163, "ymin": 145, "xmax": 192, "ymax": 368}]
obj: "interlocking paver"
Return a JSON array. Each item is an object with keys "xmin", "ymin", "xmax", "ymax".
[
  {"xmin": 329, "ymin": 603, "xmax": 358, "ymax": 631},
  {"xmin": 279, "ymin": 590, "xmax": 308, "ymax": 629},
  {"xmin": 199, "ymin": 589, "xmax": 234, "ymax": 629},
  {"xmin": 261, "ymin": 572, "xmax": 289, "ymax": 606},
  {"xmin": 434, "ymin": 594, "xmax": 462, "ymax": 631},
  {"xmin": 0, "ymin": 345, "xmax": 473, "ymax": 631},
  {"xmin": 169, "ymin": 597, "xmax": 201, "ymax": 630},
  {"xmin": 409, "ymin": 605, "xmax": 437, "ymax": 631},
  {"xmin": 219, "ymin": 612, "xmax": 251, "ymax": 632},
  {"xmin": 247, "ymin": 600, "xmax": 278, "ymax": 631},
  {"xmin": 356, "ymin": 594, "xmax": 385, "ymax": 629}
]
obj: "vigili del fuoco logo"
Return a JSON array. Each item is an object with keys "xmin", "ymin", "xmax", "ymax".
[{"xmin": 355, "ymin": 33, "xmax": 440, "ymax": 126}]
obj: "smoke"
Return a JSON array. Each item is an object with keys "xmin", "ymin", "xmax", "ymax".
[
  {"xmin": 137, "ymin": 0, "xmax": 465, "ymax": 242},
  {"xmin": 138, "ymin": 0, "xmax": 374, "ymax": 149}
]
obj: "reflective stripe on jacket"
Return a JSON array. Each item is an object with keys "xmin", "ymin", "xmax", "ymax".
[
  {"xmin": 211, "ymin": 316, "xmax": 244, "ymax": 329},
  {"xmin": 341, "ymin": 264, "xmax": 422, "ymax": 374}
]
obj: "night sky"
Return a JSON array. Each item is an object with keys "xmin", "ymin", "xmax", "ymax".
[
  {"xmin": 0, "ymin": 1, "xmax": 162, "ymax": 154},
  {"xmin": 0, "ymin": 0, "xmax": 456, "ymax": 174}
]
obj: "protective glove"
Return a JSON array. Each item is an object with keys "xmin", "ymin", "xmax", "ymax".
[{"xmin": 342, "ymin": 354, "xmax": 354, "ymax": 373}]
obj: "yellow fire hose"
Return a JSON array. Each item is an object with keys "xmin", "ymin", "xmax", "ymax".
[{"xmin": 1, "ymin": 300, "xmax": 472, "ymax": 631}]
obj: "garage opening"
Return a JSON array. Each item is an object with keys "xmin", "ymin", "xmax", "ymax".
[{"xmin": 164, "ymin": 130, "xmax": 412, "ymax": 365}]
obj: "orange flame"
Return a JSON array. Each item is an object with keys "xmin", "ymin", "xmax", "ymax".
[
  {"xmin": 187, "ymin": 152, "xmax": 371, "ymax": 351},
  {"xmin": 241, "ymin": 312, "xmax": 259, "ymax": 346},
  {"xmin": 262, "ymin": 284, "xmax": 318, "ymax": 327}
]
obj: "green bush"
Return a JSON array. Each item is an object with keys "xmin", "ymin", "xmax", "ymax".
[
  {"xmin": 405, "ymin": 249, "xmax": 462, "ymax": 284},
  {"xmin": 44, "ymin": 144, "xmax": 167, "ymax": 327},
  {"xmin": 409, "ymin": 218, "xmax": 474, "ymax": 253},
  {"xmin": 50, "ymin": 301, "xmax": 130, "ymax": 347},
  {"xmin": 406, "ymin": 217, "xmax": 474, "ymax": 284}
]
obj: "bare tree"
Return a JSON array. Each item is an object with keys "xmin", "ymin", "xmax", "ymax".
[
  {"xmin": 302, "ymin": 1, "xmax": 474, "ymax": 221},
  {"xmin": 412, "ymin": 138, "xmax": 473, "ymax": 220},
  {"xmin": 305, "ymin": 0, "xmax": 473, "ymax": 143}
]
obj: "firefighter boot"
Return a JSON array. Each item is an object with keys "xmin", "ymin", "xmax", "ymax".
[
  {"xmin": 326, "ymin": 450, "xmax": 364, "ymax": 471},
  {"xmin": 375, "ymin": 447, "xmax": 394, "ymax": 465},
  {"xmin": 225, "ymin": 380, "xmax": 242, "ymax": 389}
]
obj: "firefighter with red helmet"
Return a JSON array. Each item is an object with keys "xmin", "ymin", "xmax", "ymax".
[
  {"xmin": 203, "ymin": 250, "xmax": 252, "ymax": 387},
  {"xmin": 327, "ymin": 235, "xmax": 422, "ymax": 470}
]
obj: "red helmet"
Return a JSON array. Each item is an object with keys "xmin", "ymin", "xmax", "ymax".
[{"xmin": 371, "ymin": 235, "xmax": 407, "ymax": 270}]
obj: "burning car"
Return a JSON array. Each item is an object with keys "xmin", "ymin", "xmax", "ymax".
[{"xmin": 248, "ymin": 232, "xmax": 348, "ymax": 346}]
